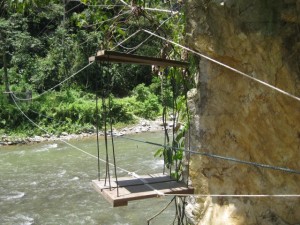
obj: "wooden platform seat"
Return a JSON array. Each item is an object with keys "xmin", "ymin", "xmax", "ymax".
[{"xmin": 92, "ymin": 173, "xmax": 194, "ymax": 207}]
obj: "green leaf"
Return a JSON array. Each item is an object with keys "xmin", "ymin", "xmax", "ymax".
[
  {"xmin": 154, "ymin": 148, "xmax": 164, "ymax": 157},
  {"xmin": 117, "ymin": 28, "xmax": 126, "ymax": 36}
]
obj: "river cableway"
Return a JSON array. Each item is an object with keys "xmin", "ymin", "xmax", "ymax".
[{"xmin": 0, "ymin": 132, "xmax": 175, "ymax": 225}]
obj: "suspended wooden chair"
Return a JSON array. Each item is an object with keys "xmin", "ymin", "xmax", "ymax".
[{"xmin": 89, "ymin": 50, "xmax": 194, "ymax": 207}]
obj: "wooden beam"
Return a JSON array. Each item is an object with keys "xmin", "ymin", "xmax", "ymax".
[{"xmin": 89, "ymin": 50, "xmax": 188, "ymax": 68}]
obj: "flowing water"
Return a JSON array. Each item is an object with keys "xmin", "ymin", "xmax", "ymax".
[{"xmin": 0, "ymin": 132, "xmax": 175, "ymax": 225}]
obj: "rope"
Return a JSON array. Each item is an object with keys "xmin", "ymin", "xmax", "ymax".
[
  {"xmin": 183, "ymin": 70, "xmax": 191, "ymax": 188},
  {"xmin": 108, "ymin": 86, "xmax": 119, "ymax": 196},
  {"xmin": 112, "ymin": 14, "xmax": 174, "ymax": 53},
  {"xmin": 174, "ymin": 196, "xmax": 186, "ymax": 225},
  {"xmin": 115, "ymin": 136, "xmax": 300, "ymax": 175},
  {"xmin": 174, "ymin": 197, "xmax": 179, "ymax": 224},
  {"xmin": 147, "ymin": 196, "xmax": 176, "ymax": 225},
  {"xmin": 11, "ymin": 95, "xmax": 300, "ymax": 200},
  {"xmin": 11, "ymin": 93, "xmax": 169, "ymax": 199},
  {"xmin": 87, "ymin": 4, "xmax": 126, "ymax": 7},
  {"xmin": 12, "ymin": 62, "xmax": 94, "ymax": 101},
  {"xmin": 37, "ymin": 2, "xmax": 83, "ymax": 37},
  {"xmin": 10, "ymin": 92, "xmax": 133, "ymax": 175},
  {"xmin": 118, "ymin": 0, "xmax": 131, "ymax": 8},
  {"xmin": 111, "ymin": 29, "xmax": 142, "ymax": 50},
  {"xmin": 141, "ymin": 29, "xmax": 300, "ymax": 102},
  {"xmin": 11, "ymin": 94, "xmax": 105, "ymax": 163},
  {"xmin": 12, "ymin": 100, "xmax": 161, "ymax": 202},
  {"xmin": 78, "ymin": 11, "xmax": 131, "ymax": 46},
  {"xmin": 171, "ymin": 70, "xmax": 178, "ymax": 180},
  {"xmin": 95, "ymin": 65, "xmax": 101, "ymax": 181},
  {"xmin": 97, "ymin": 63, "xmax": 165, "ymax": 196},
  {"xmin": 101, "ymin": 70, "xmax": 111, "ymax": 188},
  {"xmin": 28, "ymin": 109, "xmax": 66, "ymax": 126},
  {"xmin": 22, "ymin": 119, "xmax": 166, "ymax": 197},
  {"xmin": 143, "ymin": 7, "xmax": 181, "ymax": 15},
  {"xmin": 161, "ymin": 71, "xmax": 169, "ymax": 174},
  {"xmin": 126, "ymin": 15, "xmax": 176, "ymax": 54},
  {"xmin": 115, "ymin": 0, "xmax": 182, "ymax": 14},
  {"xmin": 9, "ymin": 10, "xmax": 167, "ymax": 104},
  {"xmin": 84, "ymin": 11, "xmax": 130, "ymax": 28},
  {"xmin": 164, "ymin": 193, "xmax": 300, "ymax": 198}
]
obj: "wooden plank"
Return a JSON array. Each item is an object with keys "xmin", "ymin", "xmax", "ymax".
[
  {"xmin": 89, "ymin": 50, "xmax": 189, "ymax": 68},
  {"xmin": 93, "ymin": 174, "xmax": 175, "ymax": 189},
  {"xmin": 92, "ymin": 173, "xmax": 194, "ymax": 207}
]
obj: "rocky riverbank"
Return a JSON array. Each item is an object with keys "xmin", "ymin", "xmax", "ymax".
[{"xmin": 0, "ymin": 118, "xmax": 173, "ymax": 146}]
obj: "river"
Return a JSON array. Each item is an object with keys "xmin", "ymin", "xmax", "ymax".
[{"xmin": 0, "ymin": 132, "xmax": 175, "ymax": 225}]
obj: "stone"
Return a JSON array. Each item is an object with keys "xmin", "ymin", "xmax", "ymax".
[
  {"xmin": 1, "ymin": 135, "xmax": 7, "ymax": 140},
  {"xmin": 159, "ymin": 122, "xmax": 168, "ymax": 126},
  {"xmin": 185, "ymin": 1, "xmax": 300, "ymax": 224},
  {"xmin": 42, "ymin": 134, "xmax": 51, "ymax": 138}
]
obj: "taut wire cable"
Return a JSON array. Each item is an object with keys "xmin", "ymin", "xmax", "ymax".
[
  {"xmin": 111, "ymin": 13, "xmax": 174, "ymax": 53},
  {"xmin": 10, "ymin": 93, "xmax": 116, "ymax": 168},
  {"xmin": 117, "ymin": 0, "xmax": 182, "ymax": 15},
  {"xmin": 86, "ymin": 4, "xmax": 125, "ymax": 7},
  {"xmin": 115, "ymin": 135, "xmax": 300, "ymax": 175},
  {"xmin": 111, "ymin": 29, "xmax": 142, "ymax": 50},
  {"xmin": 29, "ymin": 109, "xmax": 66, "ymax": 125},
  {"xmin": 118, "ymin": 0, "xmax": 131, "ymax": 8},
  {"xmin": 10, "ymin": 12, "xmax": 131, "ymax": 102},
  {"xmin": 37, "ymin": 1, "xmax": 83, "ymax": 37},
  {"xmin": 125, "ymin": 15, "xmax": 175, "ymax": 54},
  {"xmin": 164, "ymin": 193, "xmax": 300, "ymax": 198},
  {"xmin": 84, "ymin": 11, "xmax": 130, "ymax": 28},
  {"xmin": 11, "ymin": 93, "xmax": 162, "ymax": 183},
  {"xmin": 11, "ymin": 95, "xmax": 300, "ymax": 198},
  {"xmin": 11, "ymin": 62, "xmax": 94, "ymax": 101},
  {"xmin": 141, "ymin": 29, "xmax": 300, "ymax": 102},
  {"xmin": 143, "ymin": 7, "xmax": 181, "ymax": 15},
  {"xmin": 76, "ymin": 7, "xmax": 130, "ymax": 47}
]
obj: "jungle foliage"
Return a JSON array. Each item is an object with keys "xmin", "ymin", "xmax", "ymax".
[{"xmin": 0, "ymin": 0, "xmax": 194, "ymax": 137}]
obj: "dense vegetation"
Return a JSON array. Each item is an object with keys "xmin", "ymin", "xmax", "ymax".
[{"xmin": 0, "ymin": 0, "xmax": 194, "ymax": 137}]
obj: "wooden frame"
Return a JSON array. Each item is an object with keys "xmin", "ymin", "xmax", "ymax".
[
  {"xmin": 89, "ymin": 50, "xmax": 192, "ymax": 207},
  {"xmin": 89, "ymin": 50, "xmax": 189, "ymax": 67},
  {"xmin": 92, "ymin": 174, "xmax": 194, "ymax": 207}
]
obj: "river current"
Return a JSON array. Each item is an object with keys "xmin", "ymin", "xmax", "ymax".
[{"xmin": 0, "ymin": 132, "xmax": 174, "ymax": 225}]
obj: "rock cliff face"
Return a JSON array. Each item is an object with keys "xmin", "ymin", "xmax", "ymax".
[{"xmin": 185, "ymin": 0, "xmax": 300, "ymax": 224}]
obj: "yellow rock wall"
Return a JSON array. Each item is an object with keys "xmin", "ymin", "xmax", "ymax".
[{"xmin": 185, "ymin": 0, "xmax": 300, "ymax": 224}]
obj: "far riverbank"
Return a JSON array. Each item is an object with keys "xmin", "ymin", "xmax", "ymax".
[{"xmin": 0, "ymin": 118, "xmax": 176, "ymax": 146}]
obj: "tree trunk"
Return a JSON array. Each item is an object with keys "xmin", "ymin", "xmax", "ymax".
[{"xmin": 3, "ymin": 51, "xmax": 10, "ymax": 92}]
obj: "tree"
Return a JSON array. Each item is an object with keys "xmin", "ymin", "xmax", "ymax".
[
  {"xmin": 0, "ymin": 20, "xmax": 10, "ymax": 92},
  {"xmin": 0, "ymin": 14, "xmax": 37, "ymax": 93}
]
